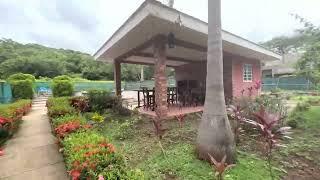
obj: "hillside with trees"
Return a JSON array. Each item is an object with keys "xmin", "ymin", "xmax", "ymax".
[
  {"xmin": 261, "ymin": 15, "xmax": 320, "ymax": 85},
  {"xmin": 0, "ymin": 39, "xmax": 160, "ymax": 81}
]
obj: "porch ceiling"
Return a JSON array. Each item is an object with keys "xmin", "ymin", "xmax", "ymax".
[{"xmin": 94, "ymin": 0, "xmax": 281, "ymax": 67}]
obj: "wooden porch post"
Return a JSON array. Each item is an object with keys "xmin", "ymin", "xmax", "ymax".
[
  {"xmin": 153, "ymin": 35, "xmax": 168, "ymax": 119},
  {"xmin": 114, "ymin": 60, "xmax": 121, "ymax": 96}
]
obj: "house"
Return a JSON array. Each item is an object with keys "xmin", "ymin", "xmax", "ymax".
[
  {"xmin": 94, "ymin": 0, "xmax": 281, "ymax": 117},
  {"xmin": 262, "ymin": 53, "xmax": 301, "ymax": 77}
]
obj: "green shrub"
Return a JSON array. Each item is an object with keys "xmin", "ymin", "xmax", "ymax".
[
  {"xmin": 7, "ymin": 73, "xmax": 35, "ymax": 82},
  {"xmin": 306, "ymin": 98, "xmax": 320, "ymax": 106},
  {"xmin": 62, "ymin": 130, "xmax": 143, "ymax": 179},
  {"xmin": 91, "ymin": 112, "xmax": 104, "ymax": 123},
  {"xmin": 294, "ymin": 102, "xmax": 311, "ymax": 112},
  {"xmin": 287, "ymin": 119, "xmax": 298, "ymax": 128},
  {"xmin": 271, "ymin": 88, "xmax": 281, "ymax": 94},
  {"xmin": 47, "ymin": 97, "xmax": 76, "ymax": 118},
  {"xmin": 7, "ymin": 73, "xmax": 35, "ymax": 99},
  {"xmin": 87, "ymin": 90, "xmax": 114, "ymax": 113},
  {"xmin": 10, "ymin": 80, "xmax": 34, "ymax": 99},
  {"xmin": 52, "ymin": 76, "xmax": 74, "ymax": 97}
]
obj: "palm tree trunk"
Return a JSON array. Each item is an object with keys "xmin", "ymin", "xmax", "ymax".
[{"xmin": 196, "ymin": 0, "xmax": 236, "ymax": 164}]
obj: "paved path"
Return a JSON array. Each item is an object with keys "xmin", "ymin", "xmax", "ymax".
[{"xmin": 0, "ymin": 96, "xmax": 68, "ymax": 180}]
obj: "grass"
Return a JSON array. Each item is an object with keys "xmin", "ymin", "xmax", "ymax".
[
  {"xmin": 98, "ymin": 113, "xmax": 282, "ymax": 180},
  {"xmin": 94, "ymin": 97, "xmax": 320, "ymax": 179},
  {"xmin": 280, "ymin": 106, "xmax": 320, "ymax": 169}
]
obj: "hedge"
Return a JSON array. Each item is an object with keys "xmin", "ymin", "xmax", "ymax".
[
  {"xmin": 0, "ymin": 100, "xmax": 32, "ymax": 145},
  {"xmin": 52, "ymin": 76, "xmax": 74, "ymax": 97},
  {"xmin": 47, "ymin": 97, "xmax": 143, "ymax": 179},
  {"xmin": 7, "ymin": 73, "xmax": 35, "ymax": 100}
]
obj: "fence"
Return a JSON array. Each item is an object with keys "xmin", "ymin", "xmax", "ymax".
[
  {"xmin": 34, "ymin": 81, "xmax": 115, "ymax": 93},
  {"xmin": 262, "ymin": 77, "xmax": 312, "ymax": 91},
  {"xmin": 123, "ymin": 79, "xmax": 176, "ymax": 90},
  {"xmin": 0, "ymin": 82, "xmax": 12, "ymax": 103}
]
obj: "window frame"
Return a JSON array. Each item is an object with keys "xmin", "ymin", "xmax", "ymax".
[{"xmin": 243, "ymin": 64, "xmax": 253, "ymax": 82}]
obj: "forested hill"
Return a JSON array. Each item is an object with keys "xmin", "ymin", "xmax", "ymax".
[{"xmin": 0, "ymin": 39, "xmax": 156, "ymax": 81}]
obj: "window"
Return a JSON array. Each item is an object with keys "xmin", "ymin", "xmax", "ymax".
[{"xmin": 243, "ymin": 64, "xmax": 253, "ymax": 82}]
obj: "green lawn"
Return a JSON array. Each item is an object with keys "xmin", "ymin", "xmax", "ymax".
[
  {"xmin": 95, "ymin": 101, "xmax": 320, "ymax": 179},
  {"xmin": 98, "ymin": 113, "xmax": 282, "ymax": 180}
]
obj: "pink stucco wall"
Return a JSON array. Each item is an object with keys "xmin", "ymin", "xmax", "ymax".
[
  {"xmin": 174, "ymin": 53, "xmax": 261, "ymax": 99},
  {"xmin": 232, "ymin": 57, "xmax": 261, "ymax": 97}
]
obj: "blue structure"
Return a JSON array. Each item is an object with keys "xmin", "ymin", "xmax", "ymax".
[{"xmin": 0, "ymin": 81, "xmax": 12, "ymax": 103}]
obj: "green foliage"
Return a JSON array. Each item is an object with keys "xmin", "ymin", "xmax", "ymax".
[
  {"xmin": 0, "ymin": 99, "xmax": 31, "ymax": 145},
  {"xmin": 7, "ymin": 73, "xmax": 35, "ymax": 99},
  {"xmin": 52, "ymin": 76, "xmax": 74, "ymax": 97},
  {"xmin": 87, "ymin": 90, "xmax": 115, "ymax": 113},
  {"xmin": 0, "ymin": 39, "xmax": 161, "ymax": 81},
  {"xmin": 47, "ymin": 97, "xmax": 76, "ymax": 118},
  {"xmin": 52, "ymin": 115, "xmax": 86, "ymax": 128},
  {"xmin": 138, "ymin": 143, "xmax": 280, "ymax": 180},
  {"xmin": 7, "ymin": 73, "xmax": 35, "ymax": 82},
  {"xmin": 113, "ymin": 117, "xmax": 141, "ymax": 140},
  {"xmin": 10, "ymin": 80, "xmax": 34, "ymax": 99},
  {"xmin": 270, "ymin": 88, "xmax": 281, "ymax": 94},
  {"xmin": 91, "ymin": 112, "xmax": 104, "ymax": 123},
  {"xmin": 294, "ymin": 102, "xmax": 311, "ymax": 112},
  {"xmin": 62, "ymin": 130, "xmax": 143, "ymax": 179},
  {"xmin": 286, "ymin": 119, "xmax": 299, "ymax": 128}
]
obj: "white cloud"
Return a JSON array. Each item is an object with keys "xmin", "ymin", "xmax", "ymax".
[{"xmin": 0, "ymin": 0, "xmax": 319, "ymax": 54}]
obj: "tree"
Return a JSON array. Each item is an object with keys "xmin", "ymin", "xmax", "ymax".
[{"xmin": 196, "ymin": 0, "xmax": 235, "ymax": 164}]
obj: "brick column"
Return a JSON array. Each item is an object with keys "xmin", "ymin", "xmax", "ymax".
[
  {"xmin": 153, "ymin": 36, "xmax": 168, "ymax": 119},
  {"xmin": 114, "ymin": 60, "xmax": 121, "ymax": 96}
]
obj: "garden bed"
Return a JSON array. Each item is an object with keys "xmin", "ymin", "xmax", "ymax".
[
  {"xmin": 0, "ymin": 100, "xmax": 32, "ymax": 146},
  {"xmin": 46, "ymin": 92, "xmax": 320, "ymax": 179}
]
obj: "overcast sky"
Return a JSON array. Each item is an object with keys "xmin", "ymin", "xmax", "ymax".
[{"xmin": 1, "ymin": 0, "xmax": 319, "ymax": 54}]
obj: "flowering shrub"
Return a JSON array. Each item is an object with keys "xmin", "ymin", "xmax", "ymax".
[
  {"xmin": 0, "ymin": 100, "xmax": 32, "ymax": 145},
  {"xmin": 62, "ymin": 131, "xmax": 143, "ymax": 180},
  {"xmin": 54, "ymin": 120, "xmax": 92, "ymax": 139},
  {"xmin": 52, "ymin": 115, "xmax": 87, "ymax": 129}
]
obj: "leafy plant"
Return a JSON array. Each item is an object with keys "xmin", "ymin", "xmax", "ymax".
[
  {"xmin": 294, "ymin": 102, "xmax": 311, "ymax": 112},
  {"xmin": 208, "ymin": 154, "xmax": 235, "ymax": 180},
  {"xmin": 91, "ymin": 113, "xmax": 104, "ymax": 123},
  {"xmin": 7, "ymin": 73, "xmax": 35, "ymax": 99},
  {"xmin": 52, "ymin": 75, "xmax": 74, "ymax": 97},
  {"xmin": 62, "ymin": 131, "xmax": 143, "ymax": 180},
  {"xmin": 52, "ymin": 115, "xmax": 87, "ymax": 129},
  {"xmin": 244, "ymin": 106, "xmax": 292, "ymax": 179},
  {"xmin": 227, "ymin": 105, "xmax": 245, "ymax": 144},
  {"xmin": 69, "ymin": 96, "xmax": 89, "ymax": 113},
  {"xmin": 47, "ymin": 97, "xmax": 76, "ymax": 118},
  {"xmin": 87, "ymin": 90, "xmax": 113, "ymax": 113}
]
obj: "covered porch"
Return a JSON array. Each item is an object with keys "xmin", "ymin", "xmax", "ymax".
[{"xmin": 94, "ymin": 0, "xmax": 281, "ymax": 118}]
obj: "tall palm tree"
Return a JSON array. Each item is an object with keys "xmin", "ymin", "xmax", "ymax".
[{"xmin": 196, "ymin": 0, "xmax": 235, "ymax": 163}]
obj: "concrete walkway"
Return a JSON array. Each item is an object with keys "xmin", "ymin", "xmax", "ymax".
[{"xmin": 0, "ymin": 96, "xmax": 68, "ymax": 180}]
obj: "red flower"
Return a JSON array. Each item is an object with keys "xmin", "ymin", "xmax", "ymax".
[
  {"xmin": 0, "ymin": 149, "xmax": 4, "ymax": 156},
  {"xmin": 70, "ymin": 169, "xmax": 81, "ymax": 180},
  {"xmin": 0, "ymin": 117, "xmax": 8, "ymax": 125}
]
